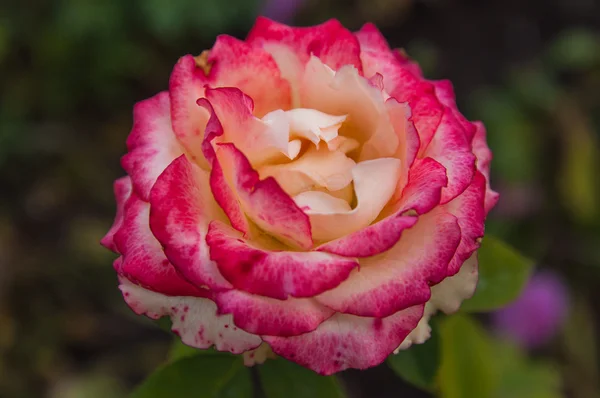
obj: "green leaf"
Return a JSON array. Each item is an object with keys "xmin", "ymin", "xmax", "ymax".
[
  {"xmin": 492, "ymin": 341, "xmax": 562, "ymax": 398},
  {"xmin": 439, "ymin": 315, "xmax": 562, "ymax": 398},
  {"xmin": 168, "ymin": 339, "xmax": 232, "ymax": 362},
  {"xmin": 130, "ymin": 355, "xmax": 252, "ymax": 398},
  {"xmin": 461, "ymin": 236, "xmax": 533, "ymax": 312},
  {"xmin": 547, "ymin": 29, "xmax": 600, "ymax": 71},
  {"xmin": 258, "ymin": 358, "xmax": 346, "ymax": 398},
  {"xmin": 387, "ymin": 318, "xmax": 440, "ymax": 391},
  {"xmin": 154, "ymin": 316, "xmax": 172, "ymax": 332},
  {"xmin": 438, "ymin": 314, "xmax": 497, "ymax": 398}
]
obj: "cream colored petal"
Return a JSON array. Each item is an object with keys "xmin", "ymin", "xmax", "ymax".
[
  {"xmin": 394, "ymin": 254, "xmax": 479, "ymax": 353},
  {"xmin": 287, "ymin": 108, "xmax": 347, "ymax": 145},
  {"xmin": 295, "ymin": 158, "xmax": 402, "ymax": 242},
  {"xmin": 259, "ymin": 146, "xmax": 356, "ymax": 195},
  {"xmin": 300, "ymin": 56, "xmax": 399, "ymax": 161}
]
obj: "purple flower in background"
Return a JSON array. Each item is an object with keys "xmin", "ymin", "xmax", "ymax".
[
  {"xmin": 261, "ymin": 0, "xmax": 306, "ymax": 23},
  {"xmin": 492, "ymin": 271, "xmax": 569, "ymax": 348}
]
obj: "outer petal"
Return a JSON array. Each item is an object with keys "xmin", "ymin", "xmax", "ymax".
[
  {"xmin": 355, "ymin": 25, "xmax": 444, "ymax": 151},
  {"xmin": 247, "ymin": 17, "xmax": 363, "ymax": 73},
  {"xmin": 206, "ymin": 35, "xmax": 291, "ymax": 116},
  {"xmin": 119, "ymin": 277, "xmax": 262, "ymax": 354},
  {"xmin": 472, "ymin": 121, "xmax": 500, "ymax": 213},
  {"xmin": 113, "ymin": 192, "xmax": 204, "ymax": 297},
  {"xmin": 422, "ymin": 108, "xmax": 476, "ymax": 203},
  {"xmin": 149, "ymin": 155, "xmax": 232, "ymax": 291},
  {"xmin": 315, "ymin": 210, "xmax": 461, "ymax": 317},
  {"xmin": 207, "ymin": 221, "xmax": 358, "ymax": 299},
  {"xmin": 168, "ymin": 55, "xmax": 211, "ymax": 168},
  {"xmin": 396, "ymin": 255, "xmax": 479, "ymax": 353},
  {"xmin": 213, "ymin": 143, "xmax": 313, "ymax": 249},
  {"xmin": 430, "ymin": 253, "xmax": 479, "ymax": 313},
  {"xmin": 394, "ymin": 303, "xmax": 435, "ymax": 352},
  {"xmin": 100, "ymin": 176, "xmax": 132, "ymax": 253},
  {"xmin": 243, "ymin": 343, "xmax": 275, "ymax": 366},
  {"xmin": 121, "ymin": 92, "xmax": 184, "ymax": 201},
  {"xmin": 265, "ymin": 304, "xmax": 424, "ymax": 375},
  {"xmin": 444, "ymin": 171, "xmax": 486, "ymax": 276},
  {"xmin": 214, "ymin": 290, "xmax": 333, "ymax": 337},
  {"xmin": 432, "ymin": 80, "xmax": 475, "ymax": 142},
  {"xmin": 355, "ymin": 23, "xmax": 423, "ymax": 78}
]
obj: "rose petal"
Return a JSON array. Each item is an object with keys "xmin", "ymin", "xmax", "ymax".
[
  {"xmin": 355, "ymin": 23, "xmax": 420, "ymax": 77},
  {"xmin": 472, "ymin": 121, "xmax": 500, "ymax": 213},
  {"xmin": 207, "ymin": 35, "xmax": 291, "ymax": 116},
  {"xmin": 207, "ymin": 220, "xmax": 358, "ymax": 299},
  {"xmin": 198, "ymin": 87, "xmax": 292, "ymax": 166},
  {"xmin": 101, "ymin": 176, "xmax": 132, "ymax": 253},
  {"xmin": 316, "ymin": 215, "xmax": 417, "ymax": 258},
  {"xmin": 113, "ymin": 192, "xmax": 205, "ymax": 297},
  {"xmin": 259, "ymin": 145, "xmax": 356, "ymax": 196},
  {"xmin": 214, "ymin": 143, "xmax": 313, "ymax": 249},
  {"xmin": 316, "ymin": 157, "xmax": 444, "ymax": 258},
  {"xmin": 392, "ymin": 157, "xmax": 448, "ymax": 215},
  {"xmin": 286, "ymin": 108, "xmax": 347, "ymax": 144},
  {"xmin": 394, "ymin": 303, "xmax": 435, "ymax": 352},
  {"xmin": 423, "ymin": 108, "xmax": 476, "ymax": 203},
  {"xmin": 301, "ymin": 57, "xmax": 398, "ymax": 161},
  {"xmin": 214, "ymin": 290, "xmax": 333, "ymax": 337},
  {"xmin": 387, "ymin": 97, "xmax": 420, "ymax": 190},
  {"xmin": 315, "ymin": 209, "xmax": 461, "ymax": 317},
  {"xmin": 433, "ymin": 80, "xmax": 475, "ymax": 142},
  {"xmin": 295, "ymin": 158, "xmax": 401, "ymax": 242},
  {"xmin": 149, "ymin": 155, "xmax": 232, "ymax": 291},
  {"xmin": 355, "ymin": 25, "xmax": 444, "ymax": 152},
  {"xmin": 444, "ymin": 171, "xmax": 486, "ymax": 276},
  {"xmin": 243, "ymin": 343, "xmax": 275, "ymax": 366},
  {"xmin": 121, "ymin": 92, "xmax": 184, "ymax": 200},
  {"xmin": 396, "ymin": 256, "xmax": 478, "ymax": 352},
  {"xmin": 119, "ymin": 277, "xmax": 261, "ymax": 353},
  {"xmin": 355, "ymin": 23, "xmax": 423, "ymax": 83},
  {"xmin": 430, "ymin": 253, "xmax": 479, "ymax": 313},
  {"xmin": 265, "ymin": 304, "xmax": 424, "ymax": 375},
  {"xmin": 169, "ymin": 55, "xmax": 211, "ymax": 168},
  {"xmin": 247, "ymin": 17, "xmax": 363, "ymax": 73}
]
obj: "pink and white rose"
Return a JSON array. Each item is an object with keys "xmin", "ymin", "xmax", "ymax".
[{"xmin": 102, "ymin": 17, "xmax": 498, "ymax": 375}]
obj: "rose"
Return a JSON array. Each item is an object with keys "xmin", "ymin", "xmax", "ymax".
[{"xmin": 101, "ymin": 17, "xmax": 498, "ymax": 375}]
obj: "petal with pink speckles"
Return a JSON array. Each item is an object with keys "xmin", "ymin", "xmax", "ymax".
[
  {"xmin": 265, "ymin": 304, "xmax": 424, "ymax": 375},
  {"xmin": 119, "ymin": 277, "xmax": 261, "ymax": 354}
]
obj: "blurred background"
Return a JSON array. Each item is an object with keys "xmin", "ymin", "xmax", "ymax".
[{"xmin": 1, "ymin": 0, "xmax": 599, "ymax": 397}]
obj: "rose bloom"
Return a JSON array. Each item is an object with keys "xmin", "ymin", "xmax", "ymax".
[{"xmin": 101, "ymin": 17, "xmax": 498, "ymax": 375}]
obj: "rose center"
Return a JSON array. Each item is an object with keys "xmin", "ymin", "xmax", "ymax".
[{"xmin": 258, "ymin": 108, "xmax": 358, "ymax": 208}]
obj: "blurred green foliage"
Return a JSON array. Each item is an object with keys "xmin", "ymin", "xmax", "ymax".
[
  {"xmin": 461, "ymin": 236, "xmax": 533, "ymax": 312},
  {"xmin": 131, "ymin": 355, "xmax": 253, "ymax": 398},
  {"xmin": 388, "ymin": 317, "xmax": 440, "ymax": 392}
]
